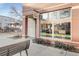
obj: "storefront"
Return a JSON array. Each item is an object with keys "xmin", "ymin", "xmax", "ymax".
[{"xmin": 23, "ymin": 3, "xmax": 79, "ymax": 42}]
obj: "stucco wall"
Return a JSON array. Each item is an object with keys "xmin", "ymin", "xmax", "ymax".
[{"xmin": 72, "ymin": 6, "xmax": 79, "ymax": 42}]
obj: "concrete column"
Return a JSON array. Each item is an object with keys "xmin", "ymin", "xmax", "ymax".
[
  {"xmin": 22, "ymin": 16, "xmax": 28, "ymax": 37},
  {"xmin": 35, "ymin": 14, "xmax": 40, "ymax": 38},
  {"xmin": 52, "ymin": 22, "xmax": 54, "ymax": 39}
]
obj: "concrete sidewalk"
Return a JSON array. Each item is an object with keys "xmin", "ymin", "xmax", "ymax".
[
  {"xmin": 0, "ymin": 33, "xmax": 79, "ymax": 56},
  {"xmin": 13, "ymin": 39, "xmax": 79, "ymax": 56}
]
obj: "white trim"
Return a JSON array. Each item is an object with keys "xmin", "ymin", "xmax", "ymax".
[{"xmin": 70, "ymin": 7, "xmax": 72, "ymax": 41}]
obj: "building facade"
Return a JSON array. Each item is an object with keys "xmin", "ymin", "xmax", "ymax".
[
  {"xmin": 23, "ymin": 3, "xmax": 79, "ymax": 44},
  {"xmin": 0, "ymin": 15, "xmax": 22, "ymax": 32}
]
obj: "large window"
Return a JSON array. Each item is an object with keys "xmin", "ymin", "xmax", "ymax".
[{"xmin": 40, "ymin": 8, "xmax": 71, "ymax": 39}]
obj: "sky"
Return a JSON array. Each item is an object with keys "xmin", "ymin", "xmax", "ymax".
[{"xmin": 0, "ymin": 3, "xmax": 22, "ymax": 20}]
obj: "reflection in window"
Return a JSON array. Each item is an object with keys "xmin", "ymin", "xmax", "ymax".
[
  {"xmin": 54, "ymin": 22, "xmax": 71, "ymax": 39},
  {"xmin": 60, "ymin": 8, "xmax": 70, "ymax": 19},
  {"xmin": 49, "ymin": 11, "xmax": 60, "ymax": 20},
  {"xmin": 53, "ymin": 11, "xmax": 58, "ymax": 19},
  {"xmin": 41, "ymin": 13, "xmax": 49, "ymax": 20},
  {"xmin": 40, "ymin": 23, "xmax": 52, "ymax": 37}
]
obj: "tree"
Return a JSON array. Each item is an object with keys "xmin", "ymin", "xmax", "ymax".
[
  {"xmin": 9, "ymin": 5, "xmax": 23, "ymax": 20},
  {"xmin": 9, "ymin": 5, "xmax": 22, "ymax": 35}
]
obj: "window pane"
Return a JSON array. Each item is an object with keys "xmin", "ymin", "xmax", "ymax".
[
  {"xmin": 60, "ymin": 8, "xmax": 70, "ymax": 19},
  {"xmin": 54, "ymin": 22, "xmax": 71, "ymax": 39},
  {"xmin": 53, "ymin": 11, "xmax": 57, "ymax": 19},
  {"xmin": 40, "ymin": 23, "xmax": 52, "ymax": 37},
  {"xmin": 49, "ymin": 11, "xmax": 60, "ymax": 20},
  {"xmin": 49, "ymin": 11, "xmax": 57, "ymax": 20},
  {"xmin": 41, "ymin": 13, "xmax": 49, "ymax": 20}
]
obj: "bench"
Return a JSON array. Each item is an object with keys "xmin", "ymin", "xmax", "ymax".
[
  {"xmin": 0, "ymin": 40, "xmax": 30, "ymax": 56},
  {"xmin": 0, "ymin": 46, "xmax": 8, "ymax": 56}
]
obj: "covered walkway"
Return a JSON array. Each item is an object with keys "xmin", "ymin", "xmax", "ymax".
[
  {"xmin": 0, "ymin": 33, "xmax": 79, "ymax": 56},
  {"xmin": 14, "ymin": 39, "xmax": 79, "ymax": 56}
]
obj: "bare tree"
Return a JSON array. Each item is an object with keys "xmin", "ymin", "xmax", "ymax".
[
  {"xmin": 9, "ymin": 6, "xmax": 23, "ymax": 19},
  {"xmin": 9, "ymin": 5, "xmax": 22, "ymax": 36}
]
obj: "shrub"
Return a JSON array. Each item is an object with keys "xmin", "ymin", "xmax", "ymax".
[
  {"xmin": 43, "ymin": 40, "xmax": 51, "ymax": 46},
  {"xmin": 54, "ymin": 41, "xmax": 75, "ymax": 51},
  {"xmin": 54, "ymin": 41, "xmax": 64, "ymax": 48},
  {"xmin": 34, "ymin": 38, "xmax": 52, "ymax": 46},
  {"xmin": 63, "ymin": 44, "xmax": 75, "ymax": 51}
]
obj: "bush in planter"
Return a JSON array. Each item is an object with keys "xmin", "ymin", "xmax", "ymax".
[
  {"xmin": 35, "ymin": 39, "xmax": 40, "ymax": 44},
  {"xmin": 54, "ymin": 41, "xmax": 64, "ymax": 49},
  {"xmin": 33, "ymin": 38, "xmax": 40, "ymax": 43},
  {"xmin": 54, "ymin": 41, "xmax": 75, "ymax": 51},
  {"xmin": 46, "ymin": 40, "xmax": 51, "ymax": 45},
  {"xmin": 35, "ymin": 38, "xmax": 45, "ymax": 44},
  {"xmin": 63, "ymin": 44, "xmax": 75, "ymax": 51},
  {"xmin": 34, "ymin": 38, "xmax": 52, "ymax": 46},
  {"xmin": 54, "ymin": 41, "xmax": 59, "ymax": 47},
  {"xmin": 43, "ymin": 40, "xmax": 51, "ymax": 46}
]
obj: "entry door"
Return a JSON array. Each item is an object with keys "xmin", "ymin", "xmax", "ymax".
[{"xmin": 27, "ymin": 18, "xmax": 35, "ymax": 37}]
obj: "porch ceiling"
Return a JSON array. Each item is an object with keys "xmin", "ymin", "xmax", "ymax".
[
  {"xmin": 23, "ymin": 3, "xmax": 79, "ymax": 14},
  {"xmin": 23, "ymin": 3, "xmax": 64, "ymax": 13},
  {"xmin": 24, "ymin": 3, "xmax": 62, "ymax": 9}
]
